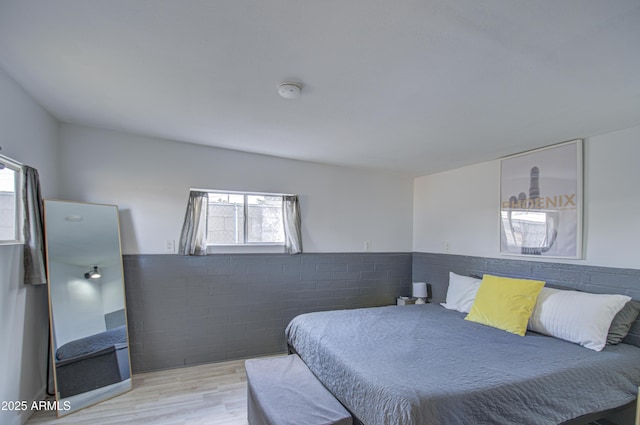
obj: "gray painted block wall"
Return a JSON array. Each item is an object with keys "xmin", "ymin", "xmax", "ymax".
[
  {"xmin": 413, "ymin": 252, "xmax": 640, "ymax": 346},
  {"xmin": 123, "ymin": 252, "xmax": 640, "ymax": 373},
  {"xmin": 123, "ymin": 253, "xmax": 412, "ymax": 372}
]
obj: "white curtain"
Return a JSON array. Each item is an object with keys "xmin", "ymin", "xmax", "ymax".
[
  {"xmin": 178, "ymin": 191, "xmax": 209, "ymax": 256},
  {"xmin": 23, "ymin": 166, "xmax": 47, "ymax": 285},
  {"xmin": 283, "ymin": 195, "xmax": 302, "ymax": 254}
]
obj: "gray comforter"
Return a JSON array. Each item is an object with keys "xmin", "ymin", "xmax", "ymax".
[
  {"xmin": 285, "ymin": 304, "xmax": 640, "ymax": 425},
  {"xmin": 56, "ymin": 325, "xmax": 127, "ymax": 361}
]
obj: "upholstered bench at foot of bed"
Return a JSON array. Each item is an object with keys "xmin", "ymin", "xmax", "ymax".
[{"xmin": 245, "ymin": 354, "xmax": 352, "ymax": 425}]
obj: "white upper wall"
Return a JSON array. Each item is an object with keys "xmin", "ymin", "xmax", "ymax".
[
  {"xmin": 0, "ymin": 67, "xmax": 58, "ymax": 425},
  {"xmin": 413, "ymin": 125, "xmax": 640, "ymax": 269},
  {"xmin": 0, "ymin": 67, "xmax": 59, "ymax": 196},
  {"xmin": 58, "ymin": 124, "xmax": 414, "ymax": 254}
]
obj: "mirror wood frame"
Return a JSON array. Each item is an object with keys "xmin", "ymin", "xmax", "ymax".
[{"xmin": 44, "ymin": 200, "xmax": 132, "ymax": 417}]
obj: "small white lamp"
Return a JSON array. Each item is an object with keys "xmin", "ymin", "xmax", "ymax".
[{"xmin": 412, "ymin": 282, "xmax": 428, "ymax": 304}]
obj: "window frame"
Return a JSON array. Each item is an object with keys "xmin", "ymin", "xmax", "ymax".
[
  {"xmin": 0, "ymin": 154, "xmax": 24, "ymax": 245},
  {"xmin": 196, "ymin": 188, "xmax": 290, "ymax": 252}
]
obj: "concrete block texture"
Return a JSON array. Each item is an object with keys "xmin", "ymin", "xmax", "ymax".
[{"xmin": 123, "ymin": 253, "xmax": 412, "ymax": 372}]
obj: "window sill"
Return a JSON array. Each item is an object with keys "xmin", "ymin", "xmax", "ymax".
[
  {"xmin": 206, "ymin": 244, "xmax": 285, "ymax": 254},
  {"xmin": 0, "ymin": 240, "xmax": 24, "ymax": 246}
]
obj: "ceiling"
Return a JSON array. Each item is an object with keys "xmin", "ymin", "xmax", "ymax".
[{"xmin": 0, "ymin": 1, "xmax": 639, "ymax": 176}]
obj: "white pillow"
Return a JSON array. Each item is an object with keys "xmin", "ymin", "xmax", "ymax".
[
  {"xmin": 528, "ymin": 287, "xmax": 631, "ymax": 351},
  {"xmin": 440, "ymin": 272, "xmax": 481, "ymax": 313}
]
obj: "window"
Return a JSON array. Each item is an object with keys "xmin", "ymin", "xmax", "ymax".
[
  {"xmin": 0, "ymin": 155, "xmax": 23, "ymax": 244},
  {"xmin": 501, "ymin": 209, "xmax": 558, "ymax": 255},
  {"xmin": 206, "ymin": 191, "xmax": 285, "ymax": 246}
]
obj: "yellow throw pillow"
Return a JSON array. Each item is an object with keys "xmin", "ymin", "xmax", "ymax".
[{"xmin": 465, "ymin": 274, "xmax": 545, "ymax": 336}]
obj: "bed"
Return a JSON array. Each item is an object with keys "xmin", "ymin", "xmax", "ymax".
[
  {"xmin": 285, "ymin": 303, "xmax": 640, "ymax": 425},
  {"xmin": 55, "ymin": 325, "xmax": 130, "ymax": 398}
]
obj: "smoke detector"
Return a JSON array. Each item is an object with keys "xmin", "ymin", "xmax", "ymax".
[{"xmin": 278, "ymin": 82, "xmax": 302, "ymax": 99}]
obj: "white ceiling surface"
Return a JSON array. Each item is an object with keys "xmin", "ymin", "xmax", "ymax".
[{"xmin": 0, "ymin": 1, "xmax": 639, "ymax": 176}]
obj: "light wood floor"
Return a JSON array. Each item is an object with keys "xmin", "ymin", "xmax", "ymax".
[{"xmin": 26, "ymin": 358, "xmax": 255, "ymax": 425}]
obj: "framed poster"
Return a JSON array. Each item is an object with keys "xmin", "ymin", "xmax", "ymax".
[{"xmin": 500, "ymin": 140, "xmax": 583, "ymax": 259}]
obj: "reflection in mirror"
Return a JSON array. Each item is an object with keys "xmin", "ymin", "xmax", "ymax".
[
  {"xmin": 44, "ymin": 200, "xmax": 131, "ymax": 417},
  {"xmin": 500, "ymin": 209, "xmax": 559, "ymax": 255}
]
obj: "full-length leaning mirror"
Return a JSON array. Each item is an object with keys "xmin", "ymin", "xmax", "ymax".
[{"xmin": 44, "ymin": 200, "xmax": 131, "ymax": 417}]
